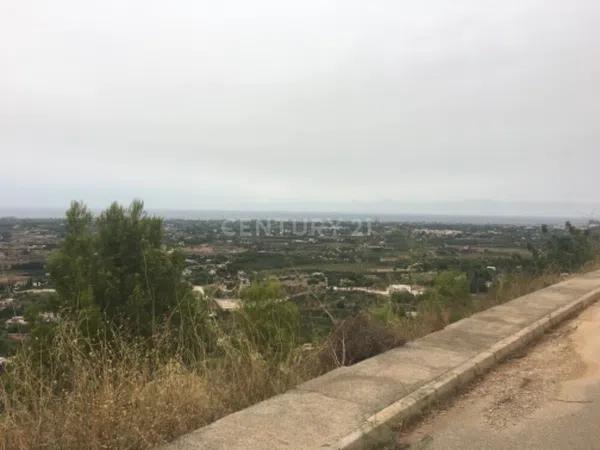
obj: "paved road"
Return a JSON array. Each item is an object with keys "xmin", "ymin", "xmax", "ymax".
[{"xmin": 396, "ymin": 301, "xmax": 600, "ymax": 450}]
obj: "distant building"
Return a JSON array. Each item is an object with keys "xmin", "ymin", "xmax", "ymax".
[
  {"xmin": 309, "ymin": 272, "xmax": 328, "ymax": 287},
  {"xmin": 237, "ymin": 271, "xmax": 251, "ymax": 290},
  {"xmin": 387, "ymin": 284, "xmax": 425, "ymax": 296},
  {"xmin": 17, "ymin": 288, "xmax": 56, "ymax": 295},
  {"xmin": 39, "ymin": 312, "xmax": 57, "ymax": 323},
  {"xmin": 192, "ymin": 285, "xmax": 205, "ymax": 296},
  {"xmin": 414, "ymin": 228, "xmax": 461, "ymax": 237},
  {"xmin": 5, "ymin": 316, "xmax": 27, "ymax": 327},
  {"xmin": 0, "ymin": 298, "xmax": 14, "ymax": 310},
  {"xmin": 213, "ymin": 298, "xmax": 241, "ymax": 312}
]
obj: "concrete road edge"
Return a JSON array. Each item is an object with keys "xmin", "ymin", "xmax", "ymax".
[{"xmin": 333, "ymin": 286, "xmax": 600, "ymax": 450}]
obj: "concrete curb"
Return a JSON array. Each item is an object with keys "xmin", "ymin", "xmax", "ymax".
[
  {"xmin": 333, "ymin": 286, "xmax": 600, "ymax": 449},
  {"xmin": 161, "ymin": 273, "xmax": 600, "ymax": 450}
]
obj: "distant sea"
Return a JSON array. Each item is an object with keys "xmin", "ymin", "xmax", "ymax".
[{"xmin": 0, "ymin": 207, "xmax": 588, "ymax": 226}]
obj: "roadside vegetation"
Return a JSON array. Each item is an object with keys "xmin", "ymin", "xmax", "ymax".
[{"xmin": 0, "ymin": 201, "xmax": 598, "ymax": 449}]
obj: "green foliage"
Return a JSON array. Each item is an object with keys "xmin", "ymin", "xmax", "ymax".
[
  {"xmin": 240, "ymin": 279, "xmax": 284, "ymax": 303},
  {"xmin": 236, "ymin": 280, "xmax": 300, "ymax": 360},
  {"xmin": 531, "ymin": 222, "xmax": 597, "ymax": 272},
  {"xmin": 465, "ymin": 266, "xmax": 492, "ymax": 293},
  {"xmin": 370, "ymin": 290, "xmax": 418, "ymax": 325},
  {"xmin": 46, "ymin": 200, "xmax": 190, "ymax": 338},
  {"xmin": 431, "ymin": 270, "xmax": 472, "ymax": 310},
  {"xmin": 390, "ymin": 290, "xmax": 417, "ymax": 306},
  {"xmin": 370, "ymin": 301, "xmax": 398, "ymax": 325},
  {"xmin": 31, "ymin": 200, "xmax": 218, "ymax": 365},
  {"xmin": 0, "ymin": 329, "xmax": 16, "ymax": 355},
  {"xmin": 46, "ymin": 202, "xmax": 96, "ymax": 315},
  {"xmin": 386, "ymin": 229, "xmax": 411, "ymax": 250},
  {"xmin": 163, "ymin": 291, "xmax": 218, "ymax": 361}
]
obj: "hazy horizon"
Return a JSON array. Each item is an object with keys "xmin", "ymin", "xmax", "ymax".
[
  {"xmin": 2, "ymin": 199, "xmax": 600, "ymax": 226},
  {"xmin": 2, "ymin": 1, "xmax": 599, "ymax": 212}
]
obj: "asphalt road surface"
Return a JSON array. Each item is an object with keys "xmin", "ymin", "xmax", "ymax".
[{"xmin": 394, "ymin": 301, "xmax": 600, "ymax": 450}]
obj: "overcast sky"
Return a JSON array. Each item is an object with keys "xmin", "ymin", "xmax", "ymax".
[{"xmin": 2, "ymin": 0, "xmax": 600, "ymax": 216}]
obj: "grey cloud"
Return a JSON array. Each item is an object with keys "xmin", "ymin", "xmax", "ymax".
[{"xmin": 1, "ymin": 0, "xmax": 599, "ymax": 215}]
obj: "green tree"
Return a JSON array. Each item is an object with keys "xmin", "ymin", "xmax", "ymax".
[
  {"xmin": 46, "ymin": 200, "xmax": 206, "ymax": 342},
  {"xmin": 530, "ymin": 222, "xmax": 596, "ymax": 272},
  {"xmin": 46, "ymin": 201, "xmax": 101, "ymax": 335}
]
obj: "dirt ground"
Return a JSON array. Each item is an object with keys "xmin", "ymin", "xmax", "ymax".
[{"xmin": 392, "ymin": 301, "xmax": 600, "ymax": 449}]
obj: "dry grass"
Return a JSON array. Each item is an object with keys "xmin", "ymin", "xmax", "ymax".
[
  {"xmin": 0, "ymin": 269, "xmax": 589, "ymax": 449},
  {"xmin": 321, "ymin": 313, "xmax": 406, "ymax": 366},
  {"xmin": 484, "ymin": 271, "xmax": 561, "ymax": 306},
  {"xmin": 0, "ymin": 319, "xmax": 328, "ymax": 450},
  {"xmin": 0, "ymin": 329, "xmax": 208, "ymax": 449}
]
